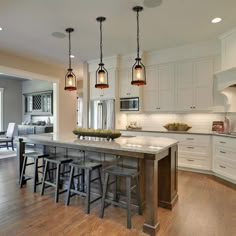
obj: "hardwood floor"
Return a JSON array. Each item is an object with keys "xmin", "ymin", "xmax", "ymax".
[{"xmin": 0, "ymin": 157, "xmax": 235, "ymax": 236}]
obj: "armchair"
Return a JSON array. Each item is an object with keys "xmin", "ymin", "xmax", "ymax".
[{"xmin": 0, "ymin": 123, "xmax": 16, "ymax": 151}]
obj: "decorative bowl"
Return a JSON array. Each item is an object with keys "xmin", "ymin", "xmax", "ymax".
[
  {"xmin": 163, "ymin": 123, "xmax": 192, "ymax": 132},
  {"xmin": 73, "ymin": 128, "xmax": 121, "ymax": 140}
]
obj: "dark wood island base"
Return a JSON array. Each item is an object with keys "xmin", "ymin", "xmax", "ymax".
[{"xmin": 17, "ymin": 134, "xmax": 178, "ymax": 236}]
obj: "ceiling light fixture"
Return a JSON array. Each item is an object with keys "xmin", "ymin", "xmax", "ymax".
[
  {"xmin": 131, "ymin": 6, "xmax": 146, "ymax": 86},
  {"xmin": 0, "ymin": 27, "xmax": 3, "ymax": 31},
  {"xmin": 70, "ymin": 55, "xmax": 75, "ymax": 58},
  {"xmin": 211, "ymin": 17, "xmax": 222, "ymax": 24},
  {"xmin": 64, "ymin": 28, "xmax": 77, "ymax": 91},
  {"xmin": 95, "ymin": 16, "xmax": 109, "ymax": 89}
]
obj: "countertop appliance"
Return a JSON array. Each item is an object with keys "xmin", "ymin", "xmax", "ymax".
[
  {"xmin": 90, "ymin": 99, "xmax": 115, "ymax": 130},
  {"xmin": 120, "ymin": 97, "xmax": 139, "ymax": 111}
]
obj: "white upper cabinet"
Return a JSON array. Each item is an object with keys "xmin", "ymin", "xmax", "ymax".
[
  {"xmin": 119, "ymin": 69, "xmax": 141, "ymax": 98},
  {"xmin": 176, "ymin": 59, "xmax": 213, "ymax": 111},
  {"xmin": 90, "ymin": 69, "xmax": 116, "ymax": 100},
  {"xmin": 143, "ymin": 64, "xmax": 175, "ymax": 112}
]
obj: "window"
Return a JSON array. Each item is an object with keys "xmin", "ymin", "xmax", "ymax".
[{"xmin": 0, "ymin": 88, "xmax": 3, "ymax": 131}]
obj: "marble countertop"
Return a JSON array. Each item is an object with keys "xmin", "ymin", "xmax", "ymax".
[
  {"xmin": 18, "ymin": 132, "xmax": 178, "ymax": 155},
  {"xmin": 120, "ymin": 129, "xmax": 236, "ymax": 138}
]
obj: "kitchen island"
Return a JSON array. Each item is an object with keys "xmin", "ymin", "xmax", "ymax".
[{"xmin": 17, "ymin": 133, "xmax": 178, "ymax": 236}]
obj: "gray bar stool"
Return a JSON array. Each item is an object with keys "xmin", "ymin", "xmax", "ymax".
[
  {"xmin": 19, "ymin": 152, "xmax": 49, "ymax": 192},
  {"xmin": 100, "ymin": 165, "xmax": 142, "ymax": 229},
  {"xmin": 40, "ymin": 157, "xmax": 73, "ymax": 203},
  {"xmin": 65, "ymin": 160, "xmax": 103, "ymax": 214}
]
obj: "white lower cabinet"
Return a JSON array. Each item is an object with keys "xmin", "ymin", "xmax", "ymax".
[
  {"xmin": 174, "ymin": 134, "xmax": 212, "ymax": 171},
  {"xmin": 213, "ymin": 136, "xmax": 236, "ymax": 183}
]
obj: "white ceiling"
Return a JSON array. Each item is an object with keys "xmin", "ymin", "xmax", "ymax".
[{"xmin": 0, "ymin": 0, "xmax": 236, "ymax": 67}]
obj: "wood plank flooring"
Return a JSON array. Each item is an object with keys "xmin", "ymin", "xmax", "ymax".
[{"xmin": 0, "ymin": 157, "xmax": 235, "ymax": 236}]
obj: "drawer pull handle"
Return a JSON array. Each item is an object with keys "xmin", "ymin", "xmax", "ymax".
[
  {"xmin": 186, "ymin": 138, "xmax": 194, "ymax": 140},
  {"xmin": 187, "ymin": 146, "xmax": 194, "ymax": 149},
  {"xmin": 219, "ymin": 165, "xmax": 226, "ymax": 169},
  {"xmin": 220, "ymin": 151, "xmax": 226, "ymax": 154},
  {"xmin": 219, "ymin": 141, "xmax": 226, "ymax": 144},
  {"xmin": 187, "ymin": 159, "xmax": 194, "ymax": 162}
]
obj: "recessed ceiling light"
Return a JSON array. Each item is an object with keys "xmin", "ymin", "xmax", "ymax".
[
  {"xmin": 143, "ymin": 0, "xmax": 162, "ymax": 8},
  {"xmin": 52, "ymin": 32, "xmax": 66, "ymax": 38},
  {"xmin": 211, "ymin": 17, "xmax": 222, "ymax": 24},
  {"xmin": 0, "ymin": 27, "xmax": 3, "ymax": 31},
  {"xmin": 70, "ymin": 55, "xmax": 75, "ymax": 58}
]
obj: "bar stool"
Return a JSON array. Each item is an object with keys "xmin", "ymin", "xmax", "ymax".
[
  {"xmin": 40, "ymin": 157, "xmax": 73, "ymax": 203},
  {"xmin": 100, "ymin": 166, "xmax": 142, "ymax": 229},
  {"xmin": 65, "ymin": 160, "xmax": 103, "ymax": 214},
  {"xmin": 19, "ymin": 152, "xmax": 49, "ymax": 192}
]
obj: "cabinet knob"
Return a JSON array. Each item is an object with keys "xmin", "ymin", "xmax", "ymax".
[
  {"xmin": 220, "ymin": 151, "xmax": 226, "ymax": 154},
  {"xmin": 186, "ymin": 138, "xmax": 194, "ymax": 140},
  {"xmin": 193, "ymin": 106, "xmax": 196, "ymax": 109},
  {"xmin": 187, "ymin": 159, "xmax": 194, "ymax": 162},
  {"xmin": 219, "ymin": 141, "xmax": 226, "ymax": 144},
  {"xmin": 219, "ymin": 165, "xmax": 226, "ymax": 169},
  {"xmin": 187, "ymin": 146, "xmax": 194, "ymax": 149}
]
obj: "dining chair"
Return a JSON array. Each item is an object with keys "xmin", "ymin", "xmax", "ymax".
[{"xmin": 0, "ymin": 123, "xmax": 16, "ymax": 151}]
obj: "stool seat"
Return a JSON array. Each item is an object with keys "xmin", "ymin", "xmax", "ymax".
[
  {"xmin": 70, "ymin": 160, "xmax": 102, "ymax": 170},
  {"xmin": 23, "ymin": 152, "xmax": 49, "ymax": 159},
  {"xmin": 44, "ymin": 157, "xmax": 73, "ymax": 164},
  {"xmin": 104, "ymin": 166, "xmax": 139, "ymax": 177}
]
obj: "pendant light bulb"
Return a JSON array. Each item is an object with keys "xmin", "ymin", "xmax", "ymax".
[
  {"xmin": 131, "ymin": 6, "xmax": 146, "ymax": 86},
  {"xmin": 95, "ymin": 17, "xmax": 109, "ymax": 89},
  {"xmin": 64, "ymin": 28, "xmax": 77, "ymax": 91}
]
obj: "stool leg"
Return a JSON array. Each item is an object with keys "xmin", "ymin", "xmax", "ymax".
[
  {"xmin": 135, "ymin": 176, "xmax": 142, "ymax": 215},
  {"xmin": 85, "ymin": 169, "xmax": 91, "ymax": 214},
  {"xmin": 100, "ymin": 173, "xmax": 109, "ymax": 218},
  {"xmin": 41, "ymin": 160, "xmax": 49, "ymax": 196},
  {"xmin": 33, "ymin": 158, "xmax": 38, "ymax": 192},
  {"xmin": 97, "ymin": 168, "xmax": 103, "ymax": 197},
  {"xmin": 113, "ymin": 176, "xmax": 118, "ymax": 202},
  {"xmin": 55, "ymin": 163, "xmax": 61, "ymax": 203},
  {"xmin": 19, "ymin": 156, "xmax": 27, "ymax": 188},
  {"xmin": 126, "ymin": 177, "xmax": 132, "ymax": 229},
  {"xmin": 81, "ymin": 169, "xmax": 85, "ymax": 192},
  {"xmin": 65, "ymin": 166, "xmax": 75, "ymax": 206}
]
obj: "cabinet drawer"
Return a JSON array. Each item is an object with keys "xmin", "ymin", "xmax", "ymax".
[
  {"xmin": 178, "ymin": 156, "xmax": 210, "ymax": 170},
  {"xmin": 179, "ymin": 145, "xmax": 210, "ymax": 158},
  {"xmin": 213, "ymin": 136, "xmax": 236, "ymax": 148},
  {"xmin": 214, "ymin": 160, "xmax": 236, "ymax": 181},
  {"xmin": 215, "ymin": 147, "xmax": 236, "ymax": 163},
  {"xmin": 175, "ymin": 134, "xmax": 211, "ymax": 146}
]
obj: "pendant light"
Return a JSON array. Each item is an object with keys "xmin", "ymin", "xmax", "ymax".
[
  {"xmin": 131, "ymin": 6, "xmax": 146, "ymax": 86},
  {"xmin": 95, "ymin": 17, "xmax": 109, "ymax": 89},
  {"xmin": 64, "ymin": 28, "xmax": 77, "ymax": 91}
]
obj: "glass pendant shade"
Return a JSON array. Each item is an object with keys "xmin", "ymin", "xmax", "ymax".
[
  {"xmin": 65, "ymin": 68, "xmax": 77, "ymax": 91},
  {"xmin": 95, "ymin": 17, "xmax": 109, "ymax": 89},
  {"xmin": 64, "ymin": 28, "xmax": 77, "ymax": 91},
  {"xmin": 132, "ymin": 6, "xmax": 146, "ymax": 86},
  {"xmin": 132, "ymin": 58, "xmax": 146, "ymax": 86},
  {"xmin": 95, "ymin": 63, "xmax": 109, "ymax": 89}
]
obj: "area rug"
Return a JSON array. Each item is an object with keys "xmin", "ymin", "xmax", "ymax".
[{"xmin": 0, "ymin": 148, "xmax": 16, "ymax": 159}]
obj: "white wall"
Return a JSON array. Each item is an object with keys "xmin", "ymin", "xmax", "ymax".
[{"xmin": 0, "ymin": 77, "xmax": 22, "ymax": 130}]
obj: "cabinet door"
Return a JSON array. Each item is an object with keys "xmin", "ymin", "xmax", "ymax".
[
  {"xmin": 143, "ymin": 66, "xmax": 158, "ymax": 111},
  {"xmin": 119, "ymin": 69, "xmax": 139, "ymax": 98},
  {"xmin": 176, "ymin": 62, "xmax": 194, "ymax": 111},
  {"xmin": 158, "ymin": 64, "xmax": 175, "ymax": 111},
  {"xmin": 193, "ymin": 59, "xmax": 213, "ymax": 111}
]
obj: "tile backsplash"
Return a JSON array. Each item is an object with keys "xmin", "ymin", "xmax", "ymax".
[{"xmin": 126, "ymin": 113, "xmax": 236, "ymax": 132}]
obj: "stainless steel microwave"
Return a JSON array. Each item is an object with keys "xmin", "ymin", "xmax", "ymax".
[{"xmin": 120, "ymin": 97, "xmax": 139, "ymax": 111}]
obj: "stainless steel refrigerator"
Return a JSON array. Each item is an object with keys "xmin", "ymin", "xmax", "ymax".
[{"xmin": 89, "ymin": 99, "xmax": 115, "ymax": 130}]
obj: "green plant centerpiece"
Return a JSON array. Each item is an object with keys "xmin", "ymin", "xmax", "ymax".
[
  {"xmin": 163, "ymin": 123, "xmax": 192, "ymax": 131},
  {"xmin": 73, "ymin": 128, "xmax": 121, "ymax": 140}
]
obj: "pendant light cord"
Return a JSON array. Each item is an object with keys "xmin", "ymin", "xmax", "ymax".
[
  {"xmin": 68, "ymin": 31, "xmax": 71, "ymax": 69},
  {"xmin": 137, "ymin": 10, "xmax": 140, "ymax": 59},
  {"xmin": 100, "ymin": 20, "xmax": 103, "ymax": 64}
]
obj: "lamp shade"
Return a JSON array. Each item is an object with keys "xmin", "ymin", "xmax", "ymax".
[
  {"xmin": 65, "ymin": 68, "xmax": 77, "ymax": 91},
  {"xmin": 131, "ymin": 58, "xmax": 146, "ymax": 86},
  {"xmin": 95, "ymin": 63, "xmax": 109, "ymax": 89}
]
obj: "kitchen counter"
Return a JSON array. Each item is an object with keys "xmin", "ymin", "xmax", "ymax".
[
  {"xmin": 17, "ymin": 132, "xmax": 178, "ymax": 236},
  {"xmin": 120, "ymin": 129, "xmax": 236, "ymax": 138}
]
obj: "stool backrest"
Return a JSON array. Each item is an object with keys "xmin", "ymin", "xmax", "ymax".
[{"xmin": 6, "ymin": 123, "xmax": 16, "ymax": 138}]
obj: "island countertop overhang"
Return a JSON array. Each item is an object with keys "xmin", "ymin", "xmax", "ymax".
[{"xmin": 17, "ymin": 133, "xmax": 178, "ymax": 158}]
